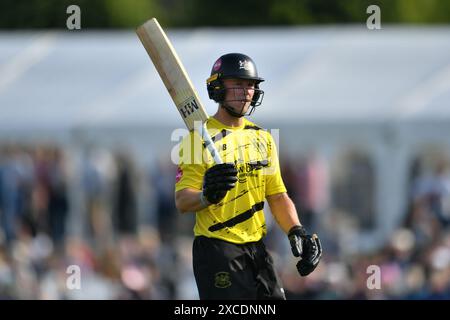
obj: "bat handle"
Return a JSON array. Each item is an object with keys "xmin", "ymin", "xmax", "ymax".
[{"xmin": 200, "ymin": 122, "xmax": 223, "ymax": 164}]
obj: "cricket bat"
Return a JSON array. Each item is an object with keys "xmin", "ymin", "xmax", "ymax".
[{"xmin": 136, "ymin": 18, "xmax": 222, "ymax": 164}]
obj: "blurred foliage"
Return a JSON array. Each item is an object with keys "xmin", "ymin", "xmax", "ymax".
[{"xmin": 1, "ymin": 0, "xmax": 450, "ymax": 29}]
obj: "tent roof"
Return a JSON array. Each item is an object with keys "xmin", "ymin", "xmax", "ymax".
[{"xmin": 1, "ymin": 26, "xmax": 450, "ymax": 131}]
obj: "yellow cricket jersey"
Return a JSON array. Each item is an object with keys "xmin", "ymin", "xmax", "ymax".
[{"xmin": 175, "ymin": 117, "xmax": 286, "ymax": 244}]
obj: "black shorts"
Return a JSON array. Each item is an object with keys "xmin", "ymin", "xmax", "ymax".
[{"xmin": 192, "ymin": 236, "xmax": 286, "ymax": 300}]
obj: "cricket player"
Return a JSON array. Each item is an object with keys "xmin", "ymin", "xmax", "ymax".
[{"xmin": 175, "ymin": 53, "xmax": 322, "ymax": 299}]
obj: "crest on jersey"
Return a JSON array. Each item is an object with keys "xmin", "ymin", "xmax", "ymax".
[{"xmin": 214, "ymin": 272, "xmax": 232, "ymax": 288}]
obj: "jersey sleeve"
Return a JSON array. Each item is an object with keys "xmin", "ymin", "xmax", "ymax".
[
  {"xmin": 264, "ymin": 133, "xmax": 287, "ymax": 197},
  {"xmin": 175, "ymin": 132, "xmax": 207, "ymax": 192}
]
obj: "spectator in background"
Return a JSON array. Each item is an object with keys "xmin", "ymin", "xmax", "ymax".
[
  {"xmin": 151, "ymin": 158, "xmax": 178, "ymax": 243},
  {"xmin": 47, "ymin": 148, "xmax": 69, "ymax": 248},
  {"xmin": 114, "ymin": 152, "xmax": 137, "ymax": 236},
  {"xmin": 81, "ymin": 147, "xmax": 103, "ymax": 243},
  {"xmin": 407, "ymin": 159, "xmax": 450, "ymax": 246},
  {"xmin": 0, "ymin": 145, "xmax": 34, "ymax": 245},
  {"xmin": 428, "ymin": 161, "xmax": 450, "ymax": 227},
  {"xmin": 81, "ymin": 146, "xmax": 117, "ymax": 248}
]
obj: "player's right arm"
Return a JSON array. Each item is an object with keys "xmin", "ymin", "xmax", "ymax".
[
  {"xmin": 174, "ymin": 131, "xmax": 207, "ymax": 214},
  {"xmin": 174, "ymin": 132, "xmax": 237, "ymax": 213},
  {"xmin": 175, "ymin": 163, "xmax": 238, "ymax": 213},
  {"xmin": 175, "ymin": 188, "xmax": 205, "ymax": 213}
]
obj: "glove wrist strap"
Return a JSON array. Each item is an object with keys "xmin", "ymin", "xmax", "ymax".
[
  {"xmin": 288, "ymin": 225, "xmax": 307, "ymax": 237},
  {"xmin": 200, "ymin": 192, "xmax": 211, "ymax": 208}
]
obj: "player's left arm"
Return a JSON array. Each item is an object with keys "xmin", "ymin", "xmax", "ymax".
[
  {"xmin": 266, "ymin": 192, "xmax": 300, "ymax": 234},
  {"xmin": 267, "ymin": 192, "xmax": 323, "ymax": 277}
]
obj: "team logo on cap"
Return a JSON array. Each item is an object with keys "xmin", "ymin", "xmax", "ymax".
[{"xmin": 238, "ymin": 60, "xmax": 252, "ymax": 71}]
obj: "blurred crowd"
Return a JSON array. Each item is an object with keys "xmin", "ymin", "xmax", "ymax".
[
  {"xmin": 0, "ymin": 143, "xmax": 192, "ymax": 299},
  {"xmin": 0, "ymin": 143, "xmax": 448, "ymax": 300},
  {"xmin": 275, "ymin": 155, "xmax": 450, "ymax": 299}
]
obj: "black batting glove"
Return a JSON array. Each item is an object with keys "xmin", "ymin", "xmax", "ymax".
[
  {"xmin": 288, "ymin": 225, "xmax": 322, "ymax": 277},
  {"xmin": 202, "ymin": 163, "xmax": 238, "ymax": 204}
]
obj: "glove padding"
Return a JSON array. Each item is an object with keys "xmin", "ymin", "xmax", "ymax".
[
  {"xmin": 288, "ymin": 225, "xmax": 322, "ymax": 277},
  {"xmin": 202, "ymin": 163, "xmax": 238, "ymax": 204}
]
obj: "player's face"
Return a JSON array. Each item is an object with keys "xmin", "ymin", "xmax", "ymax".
[{"xmin": 222, "ymin": 78, "xmax": 256, "ymax": 114}]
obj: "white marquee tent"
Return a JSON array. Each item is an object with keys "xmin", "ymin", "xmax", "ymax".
[{"xmin": 1, "ymin": 25, "xmax": 450, "ymax": 249}]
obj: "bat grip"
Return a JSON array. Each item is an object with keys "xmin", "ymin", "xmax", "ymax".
[{"xmin": 200, "ymin": 122, "xmax": 223, "ymax": 164}]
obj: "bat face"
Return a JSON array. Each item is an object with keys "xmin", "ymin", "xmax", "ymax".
[
  {"xmin": 136, "ymin": 18, "xmax": 223, "ymax": 164},
  {"xmin": 179, "ymin": 97, "xmax": 200, "ymax": 120},
  {"xmin": 136, "ymin": 18, "xmax": 209, "ymax": 131}
]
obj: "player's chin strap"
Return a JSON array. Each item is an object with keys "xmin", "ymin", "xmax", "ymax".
[
  {"xmin": 221, "ymin": 102, "xmax": 256, "ymax": 118},
  {"xmin": 221, "ymin": 103, "xmax": 245, "ymax": 118}
]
